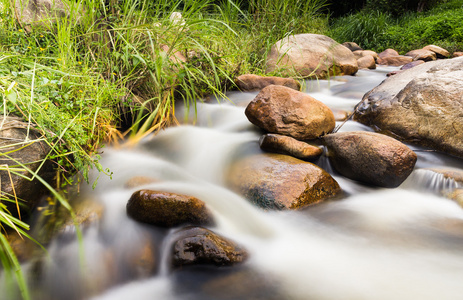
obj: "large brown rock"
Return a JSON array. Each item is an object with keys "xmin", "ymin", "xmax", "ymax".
[
  {"xmin": 354, "ymin": 57, "xmax": 463, "ymax": 159},
  {"xmin": 266, "ymin": 34, "xmax": 358, "ymax": 79},
  {"xmin": 226, "ymin": 153, "xmax": 341, "ymax": 210},
  {"xmin": 0, "ymin": 116, "xmax": 55, "ymax": 216},
  {"xmin": 323, "ymin": 131, "xmax": 417, "ymax": 187},
  {"xmin": 235, "ymin": 74, "xmax": 300, "ymax": 91},
  {"xmin": 453, "ymin": 52, "xmax": 463, "ymax": 58},
  {"xmin": 405, "ymin": 49, "xmax": 436, "ymax": 61},
  {"xmin": 377, "ymin": 56, "xmax": 413, "ymax": 66},
  {"xmin": 245, "ymin": 85, "xmax": 335, "ymax": 140},
  {"xmin": 378, "ymin": 48, "xmax": 399, "ymax": 59},
  {"xmin": 127, "ymin": 190, "xmax": 214, "ymax": 227},
  {"xmin": 423, "ymin": 45, "xmax": 450, "ymax": 59},
  {"xmin": 357, "ymin": 55, "xmax": 376, "ymax": 69},
  {"xmin": 172, "ymin": 227, "xmax": 248, "ymax": 267},
  {"xmin": 259, "ymin": 133, "xmax": 323, "ymax": 160}
]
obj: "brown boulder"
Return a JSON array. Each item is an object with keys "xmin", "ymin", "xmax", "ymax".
[
  {"xmin": 423, "ymin": 45, "xmax": 450, "ymax": 59},
  {"xmin": 354, "ymin": 57, "xmax": 463, "ymax": 158},
  {"xmin": 342, "ymin": 42, "xmax": 363, "ymax": 52},
  {"xmin": 353, "ymin": 50, "xmax": 379, "ymax": 61},
  {"xmin": 405, "ymin": 49, "xmax": 436, "ymax": 61},
  {"xmin": 332, "ymin": 108, "xmax": 351, "ymax": 121},
  {"xmin": 453, "ymin": 52, "xmax": 463, "ymax": 58},
  {"xmin": 126, "ymin": 190, "xmax": 214, "ymax": 227},
  {"xmin": 235, "ymin": 74, "xmax": 300, "ymax": 91},
  {"xmin": 0, "ymin": 116, "xmax": 55, "ymax": 216},
  {"xmin": 226, "ymin": 153, "xmax": 341, "ymax": 210},
  {"xmin": 323, "ymin": 131, "xmax": 417, "ymax": 188},
  {"xmin": 377, "ymin": 56, "xmax": 413, "ymax": 66},
  {"xmin": 245, "ymin": 85, "xmax": 335, "ymax": 140},
  {"xmin": 266, "ymin": 34, "xmax": 358, "ymax": 79},
  {"xmin": 259, "ymin": 133, "xmax": 323, "ymax": 160},
  {"xmin": 378, "ymin": 48, "xmax": 399, "ymax": 59},
  {"xmin": 172, "ymin": 227, "xmax": 248, "ymax": 267},
  {"xmin": 357, "ymin": 55, "xmax": 376, "ymax": 69}
]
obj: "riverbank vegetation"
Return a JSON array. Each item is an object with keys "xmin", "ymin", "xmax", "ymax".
[
  {"xmin": 0, "ymin": 0, "xmax": 462, "ymax": 298},
  {"xmin": 328, "ymin": 0, "xmax": 463, "ymax": 53}
]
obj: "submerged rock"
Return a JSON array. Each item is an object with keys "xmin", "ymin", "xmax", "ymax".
[
  {"xmin": 354, "ymin": 57, "xmax": 463, "ymax": 159},
  {"xmin": 323, "ymin": 131, "xmax": 417, "ymax": 188},
  {"xmin": 226, "ymin": 153, "xmax": 341, "ymax": 209},
  {"xmin": 245, "ymin": 85, "xmax": 335, "ymax": 140},
  {"xmin": 266, "ymin": 34, "xmax": 358, "ymax": 79},
  {"xmin": 127, "ymin": 190, "xmax": 214, "ymax": 227},
  {"xmin": 259, "ymin": 133, "xmax": 322, "ymax": 160},
  {"xmin": 172, "ymin": 227, "xmax": 248, "ymax": 267},
  {"xmin": 235, "ymin": 74, "xmax": 300, "ymax": 91}
]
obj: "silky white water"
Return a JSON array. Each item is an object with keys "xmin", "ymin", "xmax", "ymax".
[{"xmin": 23, "ymin": 66, "xmax": 463, "ymax": 300}]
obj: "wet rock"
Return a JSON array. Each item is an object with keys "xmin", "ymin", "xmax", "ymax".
[
  {"xmin": 266, "ymin": 34, "xmax": 358, "ymax": 79},
  {"xmin": 447, "ymin": 189, "xmax": 463, "ymax": 207},
  {"xmin": 354, "ymin": 57, "xmax": 463, "ymax": 159},
  {"xmin": 453, "ymin": 52, "xmax": 463, "ymax": 58},
  {"xmin": 342, "ymin": 42, "xmax": 363, "ymax": 52},
  {"xmin": 6, "ymin": 231, "xmax": 41, "ymax": 262},
  {"xmin": 323, "ymin": 131, "xmax": 417, "ymax": 188},
  {"xmin": 172, "ymin": 227, "xmax": 248, "ymax": 267},
  {"xmin": 125, "ymin": 176, "xmax": 159, "ymax": 188},
  {"xmin": 357, "ymin": 55, "xmax": 376, "ymax": 69},
  {"xmin": 235, "ymin": 74, "xmax": 300, "ymax": 91},
  {"xmin": 423, "ymin": 45, "xmax": 450, "ymax": 59},
  {"xmin": 400, "ymin": 60, "xmax": 425, "ymax": 70},
  {"xmin": 377, "ymin": 55, "xmax": 413, "ymax": 66},
  {"xmin": 245, "ymin": 85, "xmax": 335, "ymax": 140},
  {"xmin": 0, "ymin": 116, "xmax": 55, "ymax": 216},
  {"xmin": 226, "ymin": 153, "xmax": 341, "ymax": 210},
  {"xmin": 405, "ymin": 49, "xmax": 436, "ymax": 61},
  {"xmin": 259, "ymin": 133, "xmax": 323, "ymax": 160},
  {"xmin": 425, "ymin": 168, "xmax": 463, "ymax": 185},
  {"xmin": 386, "ymin": 70, "xmax": 402, "ymax": 77},
  {"xmin": 127, "ymin": 190, "xmax": 214, "ymax": 227},
  {"xmin": 120, "ymin": 232, "xmax": 157, "ymax": 278},
  {"xmin": 332, "ymin": 108, "xmax": 351, "ymax": 121},
  {"xmin": 56, "ymin": 198, "xmax": 105, "ymax": 235},
  {"xmin": 200, "ymin": 268, "xmax": 285, "ymax": 300},
  {"xmin": 378, "ymin": 48, "xmax": 399, "ymax": 59}
]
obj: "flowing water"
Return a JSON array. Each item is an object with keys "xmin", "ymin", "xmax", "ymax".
[{"xmin": 16, "ymin": 67, "xmax": 463, "ymax": 299}]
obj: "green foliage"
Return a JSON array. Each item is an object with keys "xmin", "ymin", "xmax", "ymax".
[
  {"xmin": 328, "ymin": 0, "xmax": 463, "ymax": 52},
  {"xmin": 328, "ymin": 10, "xmax": 393, "ymax": 50}
]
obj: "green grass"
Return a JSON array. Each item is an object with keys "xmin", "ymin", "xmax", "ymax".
[{"xmin": 328, "ymin": 0, "xmax": 463, "ymax": 53}]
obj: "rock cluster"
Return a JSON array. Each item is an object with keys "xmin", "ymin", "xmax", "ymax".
[{"xmin": 266, "ymin": 34, "xmax": 358, "ymax": 78}]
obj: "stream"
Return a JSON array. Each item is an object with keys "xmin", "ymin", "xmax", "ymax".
[{"xmin": 17, "ymin": 66, "xmax": 463, "ymax": 299}]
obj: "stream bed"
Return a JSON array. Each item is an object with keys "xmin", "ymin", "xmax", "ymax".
[{"xmin": 16, "ymin": 67, "xmax": 463, "ymax": 299}]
